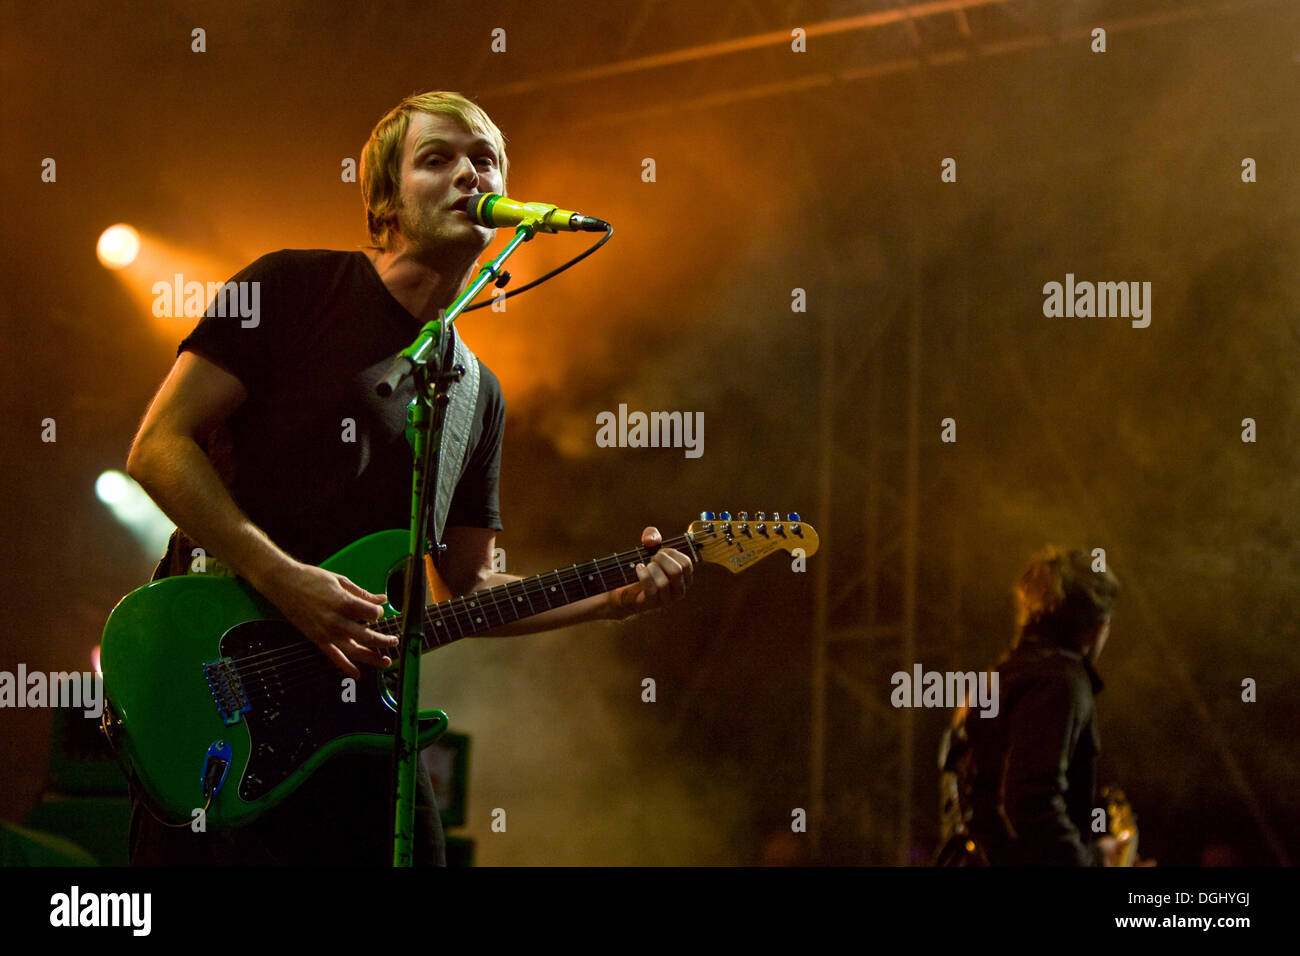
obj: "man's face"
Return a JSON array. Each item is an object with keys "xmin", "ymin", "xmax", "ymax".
[{"xmin": 389, "ymin": 112, "xmax": 504, "ymax": 259}]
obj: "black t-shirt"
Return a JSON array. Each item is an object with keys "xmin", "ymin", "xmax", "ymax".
[
  {"xmin": 131, "ymin": 249, "xmax": 501, "ymax": 865},
  {"xmin": 173, "ymin": 248, "xmax": 504, "ymax": 569}
]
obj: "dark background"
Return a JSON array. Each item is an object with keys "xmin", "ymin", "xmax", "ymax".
[{"xmin": 1, "ymin": 0, "xmax": 1296, "ymax": 865}]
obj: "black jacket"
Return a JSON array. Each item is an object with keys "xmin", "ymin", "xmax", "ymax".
[{"xmin": 966, "ymin": 635, "xmax": 1106, "ymax": 866}]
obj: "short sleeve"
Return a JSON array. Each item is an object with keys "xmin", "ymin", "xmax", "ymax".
[{"xmin": 177, "ymin": 251, "xmax": 295, "ymax": 393}]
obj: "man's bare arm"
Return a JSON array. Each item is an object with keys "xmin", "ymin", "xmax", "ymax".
[
  {"xmin": 128, "ymin": 352, "xmax": 276, "ymax": 585},
  {"xmin": 126, "ymin": 351, "xmax": 398, "ymax": 677}
]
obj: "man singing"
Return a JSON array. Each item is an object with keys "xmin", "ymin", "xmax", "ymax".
[{"xmin": 124, "ymin": 91, "xmax": 692, "ymax": 865}]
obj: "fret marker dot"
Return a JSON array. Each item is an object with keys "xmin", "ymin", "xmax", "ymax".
[
  {"xmin": 476, "ymin": 617, "xmax": 482, "ymax": 623},
  {"xmin": 550, "ymin": 586, "xmax": 556, "ymax": 591}
]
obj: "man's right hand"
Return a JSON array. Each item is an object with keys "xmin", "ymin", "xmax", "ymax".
[{"xmin": 256, "ymin": 561, "xmax": 400, "ymax": 679}]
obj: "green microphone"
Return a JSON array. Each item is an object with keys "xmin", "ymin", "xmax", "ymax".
[{"xmin": 457, "ymin": 192, "xmax": 610, "ymax": 233}]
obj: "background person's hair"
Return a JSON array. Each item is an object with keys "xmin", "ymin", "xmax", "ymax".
[
  {"xmin": 1013, "ymin": 546, "xmax": 1119, "ymax": 651},
  {"xmin": 360, "ymin": 91, "xmax": 510, "ymax": 252}
]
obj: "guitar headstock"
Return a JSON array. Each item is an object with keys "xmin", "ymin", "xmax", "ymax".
[{"xmin": 687, "ymin": 511, "xmax": 819, "ymax": 574}]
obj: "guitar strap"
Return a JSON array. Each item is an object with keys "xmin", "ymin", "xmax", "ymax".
[
  {"xmin": 429, "ymin": 325, "xmax": 481, "ymax": 547},
  {"xmin": 151, "ymin": 329, "xmax": 481, "ymax": 583}
]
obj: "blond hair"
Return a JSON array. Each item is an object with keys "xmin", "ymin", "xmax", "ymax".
[{"xmin": 360, "ymin": 91, "xmax": 509, "ymax": 251}]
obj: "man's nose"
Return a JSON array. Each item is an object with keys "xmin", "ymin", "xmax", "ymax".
[{"xmin": 453, "ymin": 156, "xmax": 479, "ymax": 189}]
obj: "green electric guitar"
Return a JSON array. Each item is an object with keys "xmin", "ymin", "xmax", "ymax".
[{"xmin": 100, "ymin": 513, "xmax": 817, "ymax": 829}]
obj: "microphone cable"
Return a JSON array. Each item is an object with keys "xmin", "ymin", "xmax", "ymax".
[{"xmin": 461, "ymin": 223, "xmax": 613, "ymax": 311}]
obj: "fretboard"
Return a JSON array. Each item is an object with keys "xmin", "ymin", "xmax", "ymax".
[{"xmin": 380, "ymin": 533, "xmax": 700, "ymax": 650}]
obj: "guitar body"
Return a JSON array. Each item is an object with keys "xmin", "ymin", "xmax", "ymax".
[
  {"xmin": 101, "ymin": 513, "xmax": 818, "ymax": 831},
  {"xmin": 100, "ymin": 530, "xmax": 448, "ymax": 829}
]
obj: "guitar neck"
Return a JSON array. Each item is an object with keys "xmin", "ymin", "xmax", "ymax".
[{"xmin": 407, "ymin": 533, "xmax": 701, "ymax": 649}]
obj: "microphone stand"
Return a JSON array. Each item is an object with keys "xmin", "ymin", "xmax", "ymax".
[{"xmin": 377, "ymin": 220, "xmax": 539, "ymax": 867}]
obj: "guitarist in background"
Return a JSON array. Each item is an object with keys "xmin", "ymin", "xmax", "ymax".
[
  {"xmin": 937, "ymin": 547, "xmax": 1130, "ymax": 866},
  {"xmin": 124, "ymin": 90, "xmax": 692, "ymax": 865}
]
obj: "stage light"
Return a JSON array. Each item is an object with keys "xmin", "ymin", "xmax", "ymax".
[
  {"xmin": 95, "ymin": 469, "xmax": 174, "ymax": 554},
  {"xmin": 97, "ymin": 224, "xmax": 140, "ymax": 269},
  {"xmin": 95, "ymin": 470, "xmax": 129, "ymax": 504}
]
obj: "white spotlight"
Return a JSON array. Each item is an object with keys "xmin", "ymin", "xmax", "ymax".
[{"xmin": 97, "ymin": 224, "xmax": 140, "ymax": 269}]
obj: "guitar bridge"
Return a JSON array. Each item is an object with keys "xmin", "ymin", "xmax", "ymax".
[{"xmin": 203, "ymin": 657, "xmax": 251, "ymax": 726}]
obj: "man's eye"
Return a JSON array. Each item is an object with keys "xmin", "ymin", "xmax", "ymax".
[{"xmin": 476, "ymin": 156, "xmax": 496, "ymax": 167}]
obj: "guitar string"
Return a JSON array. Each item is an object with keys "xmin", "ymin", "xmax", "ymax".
[
  {"xmin": 229, "ymin": 543, "xmax": 680, "ymax": 702},
  {"xmin": 232, "ymin": 525, "xmax": 806, "ymax": 705},
  {"xmin": 225, "ymin": 524, "xmax": 804, "ymax": 698},
  {"xmin": 226, "ymin": 535, "xmax": 699, "ymax": 697},
  {"xmin": 228, "ymin": 524, "xmax": 808, "ymax": 695},
  {"xmin": 226, "ymin": 533, "xmax": 700, "ymax": 677},
  {"xmin": 233, "ymin": 524, "xmax": 800, "ymax": 687},
  {"xmin": 222, "ymin": 531, "xmax": 748, "ymax": 698},
  {"xmin": 224, "ymin": 537, "xmax": 690, "ymax": 676}
]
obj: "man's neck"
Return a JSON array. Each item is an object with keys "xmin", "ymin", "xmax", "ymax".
[{"xmin": 365, "ymin": 244, "xmax": 476, "ymax": 324}]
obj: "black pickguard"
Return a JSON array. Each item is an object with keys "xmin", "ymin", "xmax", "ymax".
[{"xmin": 216, "ymin": 620, "xmax": 428, "ymax": 803}]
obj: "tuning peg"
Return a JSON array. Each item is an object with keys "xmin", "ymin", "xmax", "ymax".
[
  {"xmin": 700, "ymin": 511, "xmax": 716, "ymax": 521},
  {"xmin": 787, "ymin": 512, "xmax": 800, "ymax": 522},
  {"xmin": 755, "ymin": 512, "xmax": 766, "ymax": 521},
  {"xmin": 719, "ymin": 511, "xmax": 731, "ymax": 521},
  {"xmin": 738, "ymin": 511, "xmax": 749, "ymax": 521}
]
